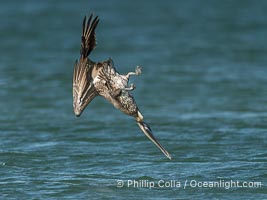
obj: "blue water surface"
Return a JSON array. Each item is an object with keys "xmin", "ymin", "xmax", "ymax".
[{"xmin": 0, "ymin": 0, "xmax": 266, "ymax": 199}]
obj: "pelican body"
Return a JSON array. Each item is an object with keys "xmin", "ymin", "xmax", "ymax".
[{"xmin": 72, "ymin": 14, "xmax": 171, "ymax": 160}]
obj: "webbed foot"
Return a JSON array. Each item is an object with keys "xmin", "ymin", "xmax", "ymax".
[{"xmin": 135, "ymin": 66, "xmax": 142, "ymax": 76}]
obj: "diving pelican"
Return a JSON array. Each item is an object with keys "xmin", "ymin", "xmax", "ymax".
[{"xmin": 72, "ymin": 14, "xmax": 171, "ymax": 160}]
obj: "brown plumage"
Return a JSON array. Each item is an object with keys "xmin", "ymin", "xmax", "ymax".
[{"xmin": 72, "ymin": 14, "xmax": 171, "ymax": 160}]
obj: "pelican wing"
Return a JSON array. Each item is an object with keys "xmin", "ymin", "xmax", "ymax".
[
  {"xmin": 72, "ymin": 14, "xmax": 100, "ymax": 116},
  {"xmin": 80, "ymin": 14, "xmax": 99, "ymax": 58},
  {"xmin": 73, "ymin": 59, "xmax": 98, "ymax": 116}
]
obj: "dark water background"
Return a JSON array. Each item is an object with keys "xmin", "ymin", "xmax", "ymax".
[{"xmin": 0, "ymin": 0, "xmax": 266, "ymax": 199}]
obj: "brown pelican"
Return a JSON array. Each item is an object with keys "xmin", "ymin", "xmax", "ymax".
[{"xmin": 72, "ymin": 14, "xmax": 171, "ymax": 160}]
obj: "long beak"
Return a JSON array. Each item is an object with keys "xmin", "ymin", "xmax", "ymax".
[{"xmin": 137, "ymin": 121, "xmax": 172, "ymax": 160}]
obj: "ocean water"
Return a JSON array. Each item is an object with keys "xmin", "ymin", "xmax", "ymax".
[{"xmin": 0, "ymin": 0, "xmax": 266, "ymax": 199}]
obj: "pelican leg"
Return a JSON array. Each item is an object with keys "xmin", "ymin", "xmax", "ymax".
[
  {"xmin": 125, "ymin": 66, "xmax": 142, "ymax": 79},
  {"xmin": 122, "ymin": 66, "xmax": 141, "ymax": 92},
  {"xmin": 122, "ymin": 83, "xmax": 135, "ymax": 91}
]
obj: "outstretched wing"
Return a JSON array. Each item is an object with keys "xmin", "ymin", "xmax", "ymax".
[{"xmin": 72, "ymin": 14, "xmax": 100, "ymax": 117}]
